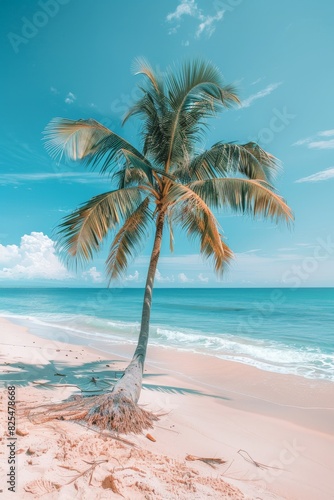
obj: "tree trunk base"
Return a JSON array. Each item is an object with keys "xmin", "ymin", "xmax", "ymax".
[{"xmin": 26, "ymin": 392, "xmax": 158, "ymax": 434}]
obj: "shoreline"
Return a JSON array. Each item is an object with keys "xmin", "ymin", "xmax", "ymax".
[
  {"xmin": 1, "ymin": 317, "xmax": 334, "ymax": 499},
  {"xmin": 3, "ymin": 311, "xmax": 334, "ymax": 384}
]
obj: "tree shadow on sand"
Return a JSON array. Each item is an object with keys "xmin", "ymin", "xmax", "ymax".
[{"xmin": 0, "ymin": 359, "xmax": 231, "ymax": 401}]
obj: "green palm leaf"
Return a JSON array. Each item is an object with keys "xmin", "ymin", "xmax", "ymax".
[
  {"xmin": 165, "ymin": 59, "xmax": 240, "ymax": 168},
  {"xmin": 132, "ymin": 57, "xmax": 164, "ymax": 95},
  {"xmin": 124, "ymin": 59, "xmax": 172, "ymax": 165},
  {"xmin": 56, "ymin": 187, "xmax": 144, "ymax": 265},
  {"xmin": 44, "ymin": 118, "xmax": 148, "ymax": 176},
  {"xmin": 44, "ymin": 118, "xmax": 113, "ymax": 161},
  {"xmin": 106, "ymin": 197, "xmax": 153, "ymax": 281},
  {"xmin": 167, "ymin": 183, "xmax": 233, "ymax": 272},
  {"xmin": 185, "ymin": 142, "xmax": 278, "ymax": 182},
  {"xmin": 189, "ymin": 178, "xmax": 293, "ymax": 223},
  {"xmin": 113, "ymin": 166, "xmax": 149, "ymax": 189},
  {"xmin": 165, "ymin": 59, "xmax": 239, "ymax": 110},
  {"xmin": 121, "ymin": 149, "xmax": 175, "ymax": 184}
]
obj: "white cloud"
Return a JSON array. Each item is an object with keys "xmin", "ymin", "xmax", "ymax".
[
  {"xmin": 155, "ymin": 269, "xmax": 174, "ymax": 282},
  {"xmin": 50, "ymin": 86, "xmax": 59, "ymax": 94},
  {"xmin": 277, "ymin": 247, "xmax": 296, "ymax": 252},
  {"xmin": 242, "ymin": 248, "xmax": 261, "ymax": 254},
  {"xmin": 153, "ymin": 254, "xmax": 207, "ymax": 270},
  {"xmin": 0, "ymin": 172, "xmax": 105, "ymax": 186},
  {"xmin": 168, "ymin": 25, "xmax": 179, "ymax": 35},
  {"xmin": 251, "ymin": 77, "xmax": 264, "ymax": 86},
  {"xmin": 198, "ymin": 273, "xmax": 209, "ymax": 282},
  {"xmin": 241, "ymin": 82, "xmax": 282, "ymax": 109},
  {"xmin": 125, "ymin": 270, "xmax": 140, "ymax": 282},
  {"xmin": 178, "ymin": 272, "xmax": 194, "ymax": 283},
  {"xmin": 0, "ymin": 244, "xmax": 19, "ymax": 263},
  {"xmin": 82, "ymin": 266, "xmax": 103, "ymax": 283},
  {"xmin": 308, "ymin": 139, "xmax": 334, "ymax": 150},
  {"xmin": 166, "ymin": 0, "xmax": 197, "ymax": 21},
  {"xmin": 65, "ymin": 92, "xmax": 76, "ymax": 104},
  {"xmin": 318, "ymin": 129, "xmax": 334, "ymax": 137},
  {"xmin": 232, "ymin": 250, "xmax": 334, "ymax": 286},
  {"xmin": 196, "ymin": 10, "xmax": 224, "ymax": 37},
  {"xmin": 166, "ymin": 0, "xmax": 224, "ymax": 38},
  {"xmin": 0, "ymin": 232, "xmax": 71, "ymax": 281},
  {"xmin": 129, "ymin": 247, "xmax": 334, "ymax": 287},
  {"xmin": 292, "ymin": 137, "xmax": 310, "ymax": 146},
  {"xmin": 295, "ymin": 167, "xmax": 334, "ymax": 183},
  {"xmin": 293, "ymin": 129, "xmax": 334, "ymax": 149}
]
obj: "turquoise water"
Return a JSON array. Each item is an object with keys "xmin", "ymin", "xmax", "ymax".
[{"xmin": 0, "ymin": 287, "xmax": 333, "ymax": 381}]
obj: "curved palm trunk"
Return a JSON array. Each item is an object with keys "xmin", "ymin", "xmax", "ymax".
[
  {"xmin": 32, "ymin": 213, "xmax": 166, "ymax": 434},
  {"xmin": 110, "ymin": 211, "xmax": 165, "ymax": 403}
]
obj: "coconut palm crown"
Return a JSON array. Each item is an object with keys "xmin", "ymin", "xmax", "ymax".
[{"xmin": 42, "ymin": 59, "xmax": 293, "ymax": 433}]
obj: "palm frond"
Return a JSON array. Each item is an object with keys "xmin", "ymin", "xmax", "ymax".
[
  {"xmin": 44, "ymin": 118, "xmax": 147, "ymax": 176},
  {"xmin": 240, "ymin": 142, "xmax": 279, "ymax": 180},
  {"xmin": 167, "ymin": 183, "xmax": 233, "ymax": 272},
  {"xmin": 121, "ymin": 149, "xmax": 175, "ymax": 184},
  {"xmin": 56, "ymin": 187, "xmax": 144, "ymax": 265},
  {"xmin": 164, "ymin": 59, "xmax": 240, "ymax": 168},
  {"xmin": 187, "ymin": 142, "xmax": 278, "ymax": 182},
  {"xmin": 106, "ymin": 197, "xmax": 153, "ymax": 281},
  {"xmin": 132, "ymin": 57, "xmax": 163, "ymax": 94},
  {"xmin": 43, "ymin": 118, "xmax": 112, "ymax": 161},
  {"xmin": 113, "ymin": 166, "xmax": 149, "ymax": 189},
  {"xmin": 189, "ymin": 178, "xmax": 293, "ymax": 224},
  {"xmin": 125, "ymin": 93, "xmax": 170, "ymax": 164},
  {"xmin": 122, "ymin": 90, "xmax": 158, "ymax": 125},
  {"xmin": 166, "ymin": 59, "xmax": 239, "ymax": 110},
  {"xmin": 120, "ymin": 149, "xmax": 154, "ymax": 185},
  {"xmin": 123, "ymin": 87, "xmax": 169, "ymax": 164}
]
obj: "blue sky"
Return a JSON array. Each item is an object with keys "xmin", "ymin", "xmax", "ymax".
[{"xmin": 0, "ymin": 0, "xmax": 333, "ymax": 287}]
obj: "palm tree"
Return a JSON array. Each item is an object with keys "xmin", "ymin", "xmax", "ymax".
[{"xmin": 42, "ymin": 59, "xmax": 292, "ymax": 433}]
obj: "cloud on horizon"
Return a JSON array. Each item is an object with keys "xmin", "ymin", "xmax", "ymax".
[
  {"xmin": 125, "ymin": 270, "xmax": 140, "ymax": 282},
  {"xmin": 82, "ymin": 266, "xmax": 104, "ymax": 283},
  {"xmin": 1, "ymin": 235, "xmax": 333, "ymax": 287},
  {"xmin": 155, "ymin": 269, "xmax": 175, "ymax": 283},
  {"xmin": 0, "ymin": 233, "xmax": 109, "ymax": 284},
  {"xmin": 0, "ymin": 232, "xmax": 71, "ymax": 281},
  {"xmin": 131, "ymin": 246, "xmax": 334, "ymax": 287},
  {"xmin": 178, "ymin": 272, "xmax": 194, "ymax": 283}
]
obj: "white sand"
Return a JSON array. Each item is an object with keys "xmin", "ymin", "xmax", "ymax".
[{"xmin": 0, "ymin": 317, "xmax": 333, "ymax": 499}]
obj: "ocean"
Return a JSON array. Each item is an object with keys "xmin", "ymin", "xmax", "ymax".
[{"xmin": 0, "ymin": 287, "xmax": 333, "ymax": 381}]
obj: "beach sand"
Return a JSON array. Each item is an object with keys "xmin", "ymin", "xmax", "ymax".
[{"xmin": 0, "ymin": 317, "xmax": 333, "ymax": 499}]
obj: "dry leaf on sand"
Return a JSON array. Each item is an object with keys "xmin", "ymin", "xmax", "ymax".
[
  {"xmin": 101, "ymin": 474, "xmax": 123, "ymax": 496},
  {"xmin": 24, "ymin": 479, "xmax": 61, "ymax": 494}
]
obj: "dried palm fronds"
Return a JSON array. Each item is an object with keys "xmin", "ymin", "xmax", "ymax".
[
  {"xmin": 25, "ymin": 393, "xmax": 158, "ymax": 434},
  {"xmin": 237, "ymin": 449, "xmax": 284, "ymax": 471},
  {"xmin": 185, "ymin": 454, "xmax": 227, "ymax": 469}
]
